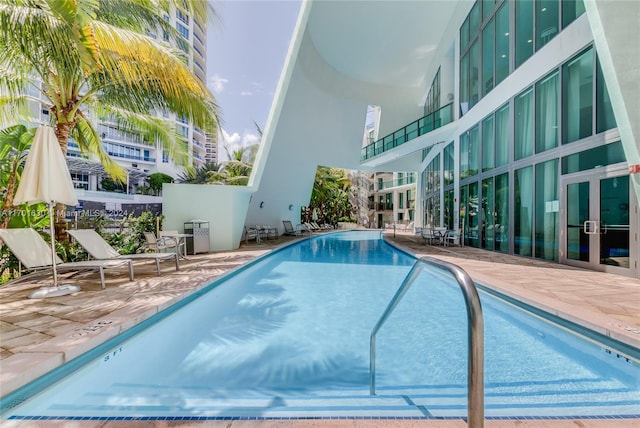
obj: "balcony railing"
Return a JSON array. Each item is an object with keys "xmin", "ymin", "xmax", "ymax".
[
  {"xmin": 361, "ymin": 103, "xmax": 453, "ymax": 161},
  {"xmin": 378, "ymin": 174, "xmax": 416, "ymax": 190},
  {"xmin": 371, "ymin": 203, "xmax": 393, "ymax": 211}
]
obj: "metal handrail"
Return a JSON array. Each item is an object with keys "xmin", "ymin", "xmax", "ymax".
[{"xmin": 369, "ymin": 256, "xmax": 484, "ymax": 428}]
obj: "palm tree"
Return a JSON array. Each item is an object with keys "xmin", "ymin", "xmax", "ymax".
[
  {"xmin": 212, "ymin": 145, "xmax": 253, "ymax": 186},
  {"xmin": 176, "ymin": 162, "xmax": 222, "ymax": 184},
  {"xmin": 310, "ymin": 167, "xmax": 354, "ymax": 224},
  {"xmin": 0, "ymin": 0, "xmax": 219, "ymax": 234}
]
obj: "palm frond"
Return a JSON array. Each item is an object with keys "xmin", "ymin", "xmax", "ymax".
[{"xmin": 72, "ymin": 112, "xmax": 127, "ymax": 182}]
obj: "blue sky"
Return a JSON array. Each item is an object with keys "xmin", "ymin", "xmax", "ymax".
[{"xmin": 206, "ymin": 1, "xmax": 301, "ymax": 161}]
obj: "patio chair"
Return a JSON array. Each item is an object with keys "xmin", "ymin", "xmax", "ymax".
[
  {"xmin": 143, "ymin": 231, "xmax": 177, "ymax": 253},
  {"xmin": 282, "ymin": 220, "xmax": 299, "ymax": 236},
  {"xmin": 243, "ymin": 226, "xmax": 261, "ymax": 244},
  {"xmin": 0, "ymin": 228, "xmax": 133, "ymax": 289},
  {"xmin": 67, "ymin": 229, "xmax": 178, "ymax": 276}
]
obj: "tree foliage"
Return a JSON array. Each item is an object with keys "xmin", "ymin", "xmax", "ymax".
[
  {"xmin": 309, "ymin": 166, "xmax": 355, "ymax": 225},
  {"xmin": 0, "ymin": 0, "xmax": 219, "ymax": 234},
  {"xmin": 146, "ymin": 172, "xmax": 173, "ymax": 196}
]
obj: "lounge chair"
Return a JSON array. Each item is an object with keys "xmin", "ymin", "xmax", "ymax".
[
  {"xmin": 304, "ymin": 222, "xmax": 320, "ymax": 233},
  {"xmin": 67, "ymin": 229, "xmax": 178, "ymax": 276},
  {"xmin": 282, "ymin": 220, "xmax": 299, "ymax": 236},
  {"xmin": 0, "ymin": 228, "xmax": 133, "ymax": 289}
]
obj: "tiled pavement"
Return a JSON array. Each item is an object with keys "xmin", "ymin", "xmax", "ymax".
[{"xmin": 0, "ymin": 230, "xmax": 639, "ymax": 428}]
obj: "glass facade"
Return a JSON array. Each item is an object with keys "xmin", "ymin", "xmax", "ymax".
[
  {"xmin": 460, "ymin": 0, "xmax": 585, "ymax": 116},
  {"xmin": 562, "ymin": 47, "xmax": 593, "ymax": 144},
  {"xmin": 482, "ymin": 115, "xmax": 494, "ymax": 172},
  {"xmin": 515, "ymin": 88, "xmax": 534, "ymax": 160},
  {"xmin": 515, "ymin": 0, "xmax": 534, "ymax": 68},
  {"xmin": 495, "ymin": 104, "xmax": 509, "ymax": 167},
  {"xmin": 535, "ymin": 71, "xmax": 559, "ymax": 153},
  {"xmin": 535, "ymin": 159, "xmax": 559, "ymax": 261},
  {"xmin": 411, "ymin": 0, "xmax": 631, "ymax": 275},
  {"xmin": 514, "ymin": 166, "xmax": 533, "ymax": 256}
]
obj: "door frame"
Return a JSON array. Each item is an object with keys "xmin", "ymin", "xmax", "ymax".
[{"xmin": 559, "ymin": 165, "xmax": 638, "ymax": 278}]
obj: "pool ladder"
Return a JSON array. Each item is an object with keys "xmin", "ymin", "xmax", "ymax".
[{"xmin": 369, "ymin": 256, "xmax": 484, "ymax": 428}]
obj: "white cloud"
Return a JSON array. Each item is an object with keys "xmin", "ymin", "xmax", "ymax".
[
  {"xmin": 240, "ymin": 91, "xmax": 253, "ymax": 96},
  {"xmin": 208, "ymin": 73, "xmax": 229, "ymax": 93},
  {"xmin": 218, "ymin": 128, "xmax": 261, "ymax": 162}
]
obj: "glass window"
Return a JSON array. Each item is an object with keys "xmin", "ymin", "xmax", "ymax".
[
  {"xmin": 514, "ymin": 166, "xmax": 533, "ymax": 256},
  {"xmin": 562, "ymin": 0, "xmax": 586, "ymax": 29},
  {"xmin": 460, "ymin": 53, "xmax": 470, "ymax": 116},
  {"xmin": 515, "ymin": 88, "xmax": 534, "ymax": 160},
  {"xmin": 482, "ymin": 17, "xmax": 495, "ymax": 96},
  {"xmin": 495, "ymin": 172, "xmax": 509, "ymax": 253},
  {"xmin": 399, "ymin": 192, "xmax": 404, "ymax": 209},
  {"xmin": 535, "ymin": 159, "xmax": 559, "ymax": 261},
  {"xmin": 596, "ymin": 56, "xmax": 616, "ymax": 133},
  {"xmin": 535, "ymin": 71, "xmax": 559, "ymax": 153},
  {"xmin": 561, "ymin": 141, "xmax": 626, "ymax": 174},
  {"xmin": 536, "ymin": 0, "xmax": 559, "ymax": 50},
  {"xmin": 461, "ymin": 16, "xmax": 470, "ymax": 53},
  {"xmin": 495, "ymin": 104, "xmax": 509, "ymax": 167},
  {"xmin": 482, "ymin": 177, "xmax": 495, "ymax": 250},
  {"xmin": 444, "ymin": 142, "xmax": 454, "ymax": 186},
  {"xmin": 469, "ymin": 125, "xmax": 479, "ymax": 176},
  {"xmin": 469, "ymin": 41, "xmax": 480, "ymax": 109},
  {"xmin": 176, "ymin": 22, "xmax": 189, "ymax": 39},
  {"xmin": 495, "ymin": 3, "xmax": 510, "ymax": 86},
  {"xmin": 444, "ymin": 189, "xmax": 455, "ymax": 230},
  {"xmin": 562, "ymin": 47, "xmax": 593, "ymax": 144},
  {"xmin": 460, "ymin": 132, "xmax": 469, "ymax": 179},
  {"xmin": 468, "ymin": 181, "xmax": 479, "ymax": 247},
  {"xmin": 482, "ymin": 0, "xmax": 495, "ymax": 22},
  {"xmin": 469, "ymin": 2, "xmax": 480, "ymax": 38},
  {"xmin": 515, "ymin": 0, "xmax": 534, "ymax": 68},
  {"xmin": 482, "ymin": 114, "xmax": 494, "ymax": 171},
  {"xmin": 460, "ymin": 184, "xmax": 468, "ymax": 233}
]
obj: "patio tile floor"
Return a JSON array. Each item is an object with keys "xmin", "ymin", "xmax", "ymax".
[{"xmin": 0, "ymin": 229, "xmax": 638, "ymax": 428}]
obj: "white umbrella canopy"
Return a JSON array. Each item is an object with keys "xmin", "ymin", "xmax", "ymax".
[
  {"xmin": 14, "ymin": 126, "xmax": 78, "ymax": 207},
  {"xmin": 13, "ymin": 125, "xmax": 80, "ymax": 298},
  {"xmin": 312, "ymin": 207, "xmax": 319, "ymax": 222}
]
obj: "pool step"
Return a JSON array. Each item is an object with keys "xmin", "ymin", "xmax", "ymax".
[{"xmin": 12, "ymin": 379, "xmax": 640, "ymax": 419}]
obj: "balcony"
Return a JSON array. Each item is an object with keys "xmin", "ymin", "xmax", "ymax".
[
  {"xmin": 372, "ymin": 203, "xmax": 393, "ymax": 211},
  {"xmin": 378, "ymin": 174, "xmax": 416, "ymax": 190},
  {"xmin": 361, "ymin": 103, "xmax": 452, "ymax": 161}
]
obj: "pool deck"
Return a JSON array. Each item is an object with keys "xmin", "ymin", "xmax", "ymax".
[{"xmin": 1, "ymin": 229, "xmax": 639, "ymax": 428}]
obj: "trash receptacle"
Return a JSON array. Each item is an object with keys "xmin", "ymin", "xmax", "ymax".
[{"xmin": 184, "ymin": 220, "xmax": 210, "ymax": 254}]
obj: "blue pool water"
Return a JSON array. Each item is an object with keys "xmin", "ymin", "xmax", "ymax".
[{"xmin": 2, "ymin": 231, "xmax": 639, "ymax": 419}]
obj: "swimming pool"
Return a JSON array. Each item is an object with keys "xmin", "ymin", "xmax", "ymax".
[{"xmin": 2, "ymin": 230, "xmax": 639, "ymax": 420}]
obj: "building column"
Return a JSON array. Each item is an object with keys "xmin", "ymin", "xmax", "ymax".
[{"xmin": 585, "ymin": 0, "xmax": 640, "ymax": 200}]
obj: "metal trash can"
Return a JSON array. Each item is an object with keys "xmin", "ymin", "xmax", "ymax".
[{"xmin": 184, "ymin": 220, "xmax": 210, "ymax": 254}]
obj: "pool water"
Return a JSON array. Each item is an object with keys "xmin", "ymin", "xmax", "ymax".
[{"xmin": 3, "ymin": 231, "xmax": 639, "ymax": 419}]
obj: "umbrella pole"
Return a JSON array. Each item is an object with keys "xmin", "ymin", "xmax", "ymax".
[{"xmin": 49, "ymin": 202, "xmax": 59, "ymax": 287}]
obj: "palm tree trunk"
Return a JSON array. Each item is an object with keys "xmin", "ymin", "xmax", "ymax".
[{"xmin": 53, "ymin": 121, "xmax": 74, "ymax": 242}]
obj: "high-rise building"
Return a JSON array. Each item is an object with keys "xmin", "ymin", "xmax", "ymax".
[{"xmin": 34, "ymin": 5, "xmax": 215, "ymax": 198}]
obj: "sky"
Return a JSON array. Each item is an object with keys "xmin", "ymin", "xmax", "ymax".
[{"xmin": 206, "ymin": 1, "xmax": 302, "ymax": 162}]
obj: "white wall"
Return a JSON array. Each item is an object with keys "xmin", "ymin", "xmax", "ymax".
[{"xmin": 162, "ymin": 183, "xmax": 252, "ymax": 251}]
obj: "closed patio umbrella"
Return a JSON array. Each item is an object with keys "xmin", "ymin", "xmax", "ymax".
[
  {"xmin": 312, "ymin": 208, "xmax": 319, "ymax": 222},
  {"xmin": 13, "ymin": 125, "xmax": 80, "ymax": 298}
]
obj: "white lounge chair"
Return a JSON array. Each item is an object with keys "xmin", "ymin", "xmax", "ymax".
[
  {"xmin": 67, "ymin": 229, "xmax": 179, "ymax": 276},
  {"xmin": 0, "ymin": 228, "xmax": 133, "ymax": 289}
]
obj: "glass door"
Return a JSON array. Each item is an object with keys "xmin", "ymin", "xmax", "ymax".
[{"xmin": 560, "ymin": 168, "xmax": 638, "ymax": 277}]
